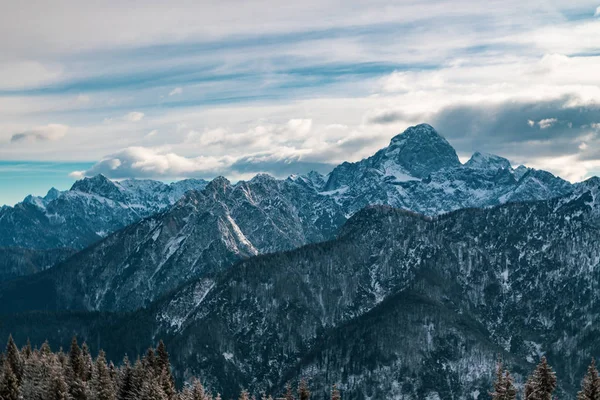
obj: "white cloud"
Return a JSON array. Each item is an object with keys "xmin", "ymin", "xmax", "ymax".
[
  {"xmin": 538, "ymin": 118, "xmax": 558, "ymax": 129},
  {"xmin": 124, "ymin": 111, "xmax": 145, "ymax": 122},
  {"xmin": 146, "ymin": 129, "xmax": 158, "ymax": 138},
  {"xmin": 10, "ymin": 124, "xmax": 69, "ymax": 143},
  {"xmin": 595, "ymin": 6, "xmax": 600, "ymax": 16},
  {"xmin": 528, "ymin": 120, "xmax": 535, "ymax": 127},
  {"xmin": 580, "ymin": 142, "xmax": 589, "ymax": 150},
  {"xmin": 169, "ymin": 87, "xmax": 183, "ymax": 96},
  {"xmin": 73, "ymin": 145, "xmax": 321, "ymax": 179}
]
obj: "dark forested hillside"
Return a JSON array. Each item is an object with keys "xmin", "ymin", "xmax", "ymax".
[{"xmin": 2, "ymin": 179, "xmax": 600, "ymax": 398}]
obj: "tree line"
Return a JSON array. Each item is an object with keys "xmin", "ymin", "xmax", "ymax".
[
  {"xmin": 0, "ymin": 336, "xmax": 341, "ymax": 400},
  {"xmin": 2, "ymin": 334, "xmax": 599, "ymax": 399},
  {"xmin": 490, "ymin": 356, "xmax": 599, "ymax": 400}
]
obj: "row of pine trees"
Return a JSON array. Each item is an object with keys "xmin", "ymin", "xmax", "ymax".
[
  {"xmin": 2, "ymin": 335, "xmax": 599, "ymax": 399},
  {"xmin": 0, "ymin": 336, "xmax": 341, "ymax": 400},
  {"xmin": 491, "ymin": 356, "xmax": 599, "ymax": 399}
]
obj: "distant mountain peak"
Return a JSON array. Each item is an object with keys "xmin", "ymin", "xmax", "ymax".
[
  {"xmin": 44, "ymin": 187, "xmax": 62, "ymax": 201},
  {"xmin": 70, "ymin": 174, "xmax": 122, "ymax": 197},
  {"xmin": 204, "ymin": 176, "xmax": 231, "ymax": 196},
  {"xmin": 465, "ymin": 152, "xmax": 512, "ymax": 170},
  {"xmin": 383, "ymin": 123, "xmax": 461, "ymax": 178}
]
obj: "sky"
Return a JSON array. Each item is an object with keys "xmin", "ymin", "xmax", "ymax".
[{"xmin": 1, "ymin": 0, "xmax": 600, "ymax": 206}]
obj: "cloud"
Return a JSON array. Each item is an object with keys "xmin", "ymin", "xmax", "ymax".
[
  {"xmin": 10, "ymin": 124, "xmax": 69, "ymax": 143},
  {"xmin": 123, "ymin": 112, "xmax": 144, "ymax": 122},
  {"xmin": 595, "ymin": 6, "xmax": 600, "ymax": 16},
  {"xmin": 145, "ymin": 129, "xmax": 158, "ymax": 138},
  {"xmin": 72, "ymin": 145, "xmax": 334, "ymax": 180},
  {"xmin": 366, "ymin": 109, "xmax": 423, "ymax": 125},
  {"xmin": 169, "ymin": 87, "xmax": 183, "ymax": 96},
  {"xmin": 538, "ymin": 118, "xmax": 558, "ymax": 129}
]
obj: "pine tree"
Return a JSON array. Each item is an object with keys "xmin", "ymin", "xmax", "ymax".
[
  {"xmin": 156, "ymin": 341, "xmax": 170, "ymax": 374},
  {"xmin": 139, "ymin": 378, "xmax": 168, "ymax": 400},
  {"xmin": 5, "ymin": 335, "xmax": 22, "ymax": 384},
  {"xmin": 524, "ymin": 374, "xmax": 535, "ymax": 400},
  {"xmin": 81, "ymin": 343, "xmax": 93, "ymax": 382},
  {"xmin": 578, "ymin": 358, "xmax": 600, "ymax": 400},
  {"xmin": 117, "ymin": 356, "xmax": 133, "ymax": 400},
  {"xmin": 160, "ymin": 367, "xmax": 177, "ymax": 400},
  {"xmin": 144, "ymin": 348, "xmax": 157, "ymax": 372},
  {"xmin": 284, "ymin": 382, "xmax": 295, "ymax": 400},
  {"xmin": 93, "ymin": 350, "xmax": 116, "ymax": 400},
  {"xmin": 190, "ymin": 378, "xmax": 209, "ymax": 400},
  {"xmin": 40, "ymin": 340, "xmax": 52, "ymax": 357},
  {"xmin": 22, "ymin": 339, "xmax": 33, "ymax": 359},
  {"xmin": 298, "ymin": 379, "xmax": 310, "ymax": 400},
  {"xmin": 331, "ymin": 385, "xmax": 341, "ymax": 400},
  {"xmin": 502, "ymin": 371, "xmax": 517, "ymax": 400},
  {"xmin": 0, "ymin": 363, "xmax": 20, "ymax": 400},
  {"xmin": 129, "ymin": 357, "xmax": 147, "ymax": 400},
  {"xmin": 70, "ymin": 337, "xmax": 85, "ymax": 380},
  {"xmin": 490, "ymin": 360, "xmax": 506, "ymax": 399},
  {"xmin": 21, "ymin": 351, "xmax": 52, "ymax": 400},
  {"xmin": 239, "ymin": 389, "xmax": 250, "ymax": 400},
  {"xmin": 526, "ymin": 356, "xmax": 557, "ymax": 400},
  {"xmin": 49, "ymin": 361, "xmax": 70, "ymax": 400}
]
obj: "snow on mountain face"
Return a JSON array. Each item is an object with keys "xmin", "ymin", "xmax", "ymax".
[
  {"xmin": 0, "ymin": 174, "xmax": 347, "ymax": 312},
  {"xmin": 0, "ymin": 123, "xmax": 577, "ymax": 310},
  {"xmin": 323, "ymin": 124, "xmax": 572, "ymax": 215},
  {"xmin": 0, "ymin": 175, "xmax": 208, "ymax": 250},
  {"xmin": 464, "ymin": 151, "xmax": 512, "ymax": 170},
  {"xmin": 141, "ymin": 188, "xmax": 600, "ymax": 399}
]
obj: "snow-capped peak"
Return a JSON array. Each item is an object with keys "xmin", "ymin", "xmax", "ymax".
[{"xmin": 464, "ymin": 152, "xmax": 512, "ymax": 170}]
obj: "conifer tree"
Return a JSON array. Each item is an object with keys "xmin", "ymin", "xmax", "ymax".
[
  {"xmin": 490, "ymin": 360, "xmax": 506, "ymax": 399},
  {"xmin": 0, "ymin": 363, "xmax": 19, "ymax": 400},
  {"xmin": 190, "ymin": 378, "xmax": 209, "ymax": 400},
  {"xmin": 5, "ymin": 335, "xmax": 22, "ymax": 384},
  {"xmin": 93, "ymin": 350, "xmax": 116, "ymax": 400},
  {"xmin": 239, "ymin": 389, "xmax": 250, "ymax": 400},
  {"xmin": 21, "ymin": 351, "xmax": 51, "ymax": 400},
  {"xmin": 578, "ymin": 358, "xmax": 600, "ymax": 400},
  {"xmin": 525, "ymin": 356, "xmax": 557, "ymax": 400},
  {"xmin": 331, "ymin": 385, "xmax": 341, "ymax": 400},
  {"xmin": 144, "ymin": 348, "xmax": 157, "ymax": 372},
  {"xmin": 298, "ymin": 379, "xmax": 310, "ymax": 400},
  {"xmin": 160, "ymin": 367, "xmax": 177, "ymax": 400},
  {"xmin": 40, "ymin": 340, "xmax": 52, "ymax": 357},
  {"xmin": 22, "ymin": 339, "xmax": 32, "ymax": 360},
  {"xmin": 117, "ymin": 356, "xmax": 133, "ymax": 400},
  {"xmin": 157, "ymin": 341, "xmax": 170, "ymax": 373},
  {"xmin": 284, "ymin": 382, "xmax": 295, "ymax": 400},
  {"xmin": 49, "ymin": 361, "xmax": 70, "ymax": 400},
  {"xmin": 139, "ymin": 378, "xmax": 168, "ymax": 400},
  {"xmin": 81, "ymin": 343, "xmax": 93, "ymax": 381},
  {"xmin": 70, "ymin": 337, "xmax": 85, "ymax": 380}
]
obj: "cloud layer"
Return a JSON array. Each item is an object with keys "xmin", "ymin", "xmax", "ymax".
[
  {"xmin": 10, "ymin": 124, "xmax": 69, "ymax": 143},
  {"xmin": 2, "ymin": 1, "xmax": 600, "ymax": 206}
]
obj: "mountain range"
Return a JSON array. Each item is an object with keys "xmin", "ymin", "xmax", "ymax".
[
  {"xmin": 0, "ymin": 124, "xmax": 576, "ymax": 309},
  {"xmin": 0, "ymin": 123, "xmax": 596, "ymax": 399}
]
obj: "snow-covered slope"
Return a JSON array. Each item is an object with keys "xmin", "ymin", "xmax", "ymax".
[
  {"xmin": 0, "ymin": 175, "xmax": 208, "ymax": 250},
  {"xmin": 323, "ymin": 124, "xmax": 572, "ymax": 215}
]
